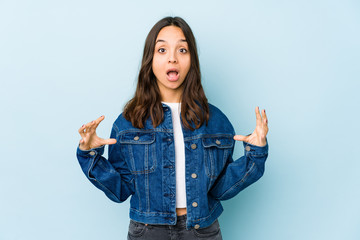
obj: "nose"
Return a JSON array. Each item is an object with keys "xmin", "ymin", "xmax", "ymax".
[{"xmin": 168, "ymin": 50, "xmax": 177, "ymax": 63}]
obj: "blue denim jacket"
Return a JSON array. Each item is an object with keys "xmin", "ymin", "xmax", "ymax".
[{"xmin": 76, "ymin": 103, "xmax": 268, "ymax": 230}]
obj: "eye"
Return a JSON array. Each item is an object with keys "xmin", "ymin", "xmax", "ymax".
[
  {"xmin": 158, "ymin": 48, "xmax": 166, "ymax": 53},
  {"xmin": 179, "ymin": 48, "xmax": 188, "ymax": 53}
]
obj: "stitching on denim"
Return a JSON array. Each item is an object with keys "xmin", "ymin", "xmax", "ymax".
[
  {"xmin": 120, "ymin": 133, "xmax": 155, "ymax": 144},
  {"xmin": 130, "ymin": 208, "xmax": 174, "ymax": 215},
  {"xmin": 210, "ymin": 148, "xmax": 215, "ymax": 177},
  {"xmin": 87, "ymin": 155, "xmax": 121, "ymax": 202},
  {"xmin": 144, "ymin": 144, "xmax": 150, "ymax": 213},
  {"xmin": 205, "ymin": 147, "xmax": 227, "ymax": 179},
  {"xmin": 217, "ymin": 162, "xmax": 257, "ymax": 199},
  {"xmin": 185, "ymin": 134, "xmax": 234, "ymax": 142},
  {"xmin": 223, "ymin": 149, "xmax": 229, "ymax": 167},
  {"xmin": 134, "ymin": 175, "xmax": 142, "ymax": 210},
  {"xmin": 93, "ymin": 178, "xmax": 120, "ymax": 202},
  {"xmin": 202, "ymin": 137, "xmax": 233, "ymax": 149},
  {"xmin": 112, "ymin": 123, "xmax": 120, "ymax": 138},
  {"xmin": 126, "ymin": 141, "xmax": 156, "ymax": 174},
  {"xmin": 152, "ymin": 143, "xmax": 157, "ymax": 172},
  {"xmin": 247, "ymin": 152, "xmax": 268, "ymax": 157},
  {"xmin": 192, "ymin": 223, "xmax": 220, "ymax": 237},
  {"xmin": 145, "ymin": 168, "xmax": 150, "ymax": 213},
  {"xmin": 145, "ymin": 144, "xmax": 148, "ymax": 171},
  {"xmin": 121, "ymin": 140, "xmax": 155, "ymax": 144},
  {"xmin": 117, "ymin": 131, "xmax": 234, "ymax": 144},
  {"xmin": 87, "ymin": 157, "xmax": 96, "ymax": 180},
  {"xmin": 128, "ymin": 144, "xmax": 136, "ymax": 172},
  {"xmin": 204, "ymin": 147, "xmax": 211, "ymax": 177},
  {"xmin": 191, "ymin": 201, "xmax": 221, "ymax": 222},
  {"xmin": 128, "ymin": 220, "xmax": 147, "ymax": 237},
  {"xmin": 118, "ymin": 129, "xmax": 173, "ymax": 134}
]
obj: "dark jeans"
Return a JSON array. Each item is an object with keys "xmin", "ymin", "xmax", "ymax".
[{"xmin": 127, "ymin": 214, "xmax": 223, "ymax": 240}]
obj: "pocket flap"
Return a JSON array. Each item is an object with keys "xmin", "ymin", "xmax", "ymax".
[
  {"xmin": 120, "ymin": 132, "xmax": 155, "ymax": 144},
  {"xmin": 202, "ymin": 136, "xmax": 234, "ymax": 148}
]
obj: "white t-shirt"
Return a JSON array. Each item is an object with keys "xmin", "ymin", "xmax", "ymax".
[{"xmin": 162, "ymin": 102, "xmax": 187, "ymax": 208}]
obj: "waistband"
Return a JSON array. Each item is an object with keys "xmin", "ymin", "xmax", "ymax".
[
  {"xmin": 176, "ymin": 214, "xmax": 187, "ymax": 223},
  {"xmin": 131, "ymin": 214, "xmax": 188, "ymax": 228}
]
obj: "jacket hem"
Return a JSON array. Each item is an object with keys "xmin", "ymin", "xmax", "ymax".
[{"xmin": 129, "ymin": 202, "xmax": 224, "ymax": 230}]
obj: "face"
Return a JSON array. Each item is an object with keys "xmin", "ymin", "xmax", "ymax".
[{"xmin": 152, "ymin": 26, "xmax": 191, "ymax": 102}]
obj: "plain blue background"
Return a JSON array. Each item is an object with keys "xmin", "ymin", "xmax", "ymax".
[{"xmin": 1, "ymin": 0, "xmax": 359, "ymax": 239}]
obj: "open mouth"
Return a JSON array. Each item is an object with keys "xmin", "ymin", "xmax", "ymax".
[{"xmin": 166, "ymin": 68, "xmax": 179, "ymax": 81}]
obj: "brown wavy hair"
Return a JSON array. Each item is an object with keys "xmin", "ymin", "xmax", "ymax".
[{"xmin": 123, "ymin": 16, "xmax": 209, "ymax": 130}]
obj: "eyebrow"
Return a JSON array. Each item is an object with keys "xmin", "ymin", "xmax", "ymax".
[{"xmin": 155, "ymin": 39, "xmax": 187, "ymax": 44}]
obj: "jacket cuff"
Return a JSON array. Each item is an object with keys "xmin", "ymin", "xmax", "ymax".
[
  {"xmin": 77, "ymin": 145, "xmax": 105, "ymax": 158},
  {"xmin": 243, "ymin": 141, "xmax": 268, "ymax": 157}
]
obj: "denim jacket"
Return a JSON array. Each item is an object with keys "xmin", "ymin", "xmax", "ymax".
[{"xmin": 76, "ymin": 103, "xmax": 268, "ymax": 230}]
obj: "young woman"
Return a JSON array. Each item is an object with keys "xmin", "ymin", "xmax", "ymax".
[{"xmin": 77, "ymin": 16, "xmax": 269, "ymax": 240}]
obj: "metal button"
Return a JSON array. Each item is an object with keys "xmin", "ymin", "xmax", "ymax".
[
  {"xmin": 192, "ymin": 202, "xmax": 198, "ymax": 207},
  {"xmin": 164, "ymin": 108, "xmax": 168, "ymax": 111},
  {"xmin": 215, "ymin": 140, "xmax": 221, "ymax": 145},
  {"xmin": 194, "ymin": 224, "xmax": 200, "ymax": 229},
  {"xmin": 89, "ymin": 151, "xmax": 95, "ymax": 156},
  {"xmin": 191, "ymin": 173, "xmax": 197, "ymax": 179},
  {"xmin": 134, "ymin": 136, "xmax": 139, "ymax": 141},
  {"xmin": 191, "ymin": 144, "xmax": 197, "ymax": 150},
  {"xmin": 245, "ymin": 146, "xmax": 251, "ymax": 151}
]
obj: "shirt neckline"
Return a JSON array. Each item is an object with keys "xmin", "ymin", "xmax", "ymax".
[{"xmin": 162, "ymin": 101, "xmax": 181, "ymax": 105}]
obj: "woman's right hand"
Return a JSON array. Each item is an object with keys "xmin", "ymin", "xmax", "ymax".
[{"xmin": 78, "ymin": 115, "xmax": 117, "ymax": 151}]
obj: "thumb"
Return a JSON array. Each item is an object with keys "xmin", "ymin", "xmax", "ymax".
[
  {"xmin": 233, "ymin": 135, "xmax": 248, "ymax": 142},
  {"xmin": 103, "ymin": 138, "xmax": 117, "ymax": 145}
]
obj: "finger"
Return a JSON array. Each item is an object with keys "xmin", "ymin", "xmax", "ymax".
[
  {"xmin": 255, "ymin": 106, "xmax": 262, "ymax": 126},
  {"xmin": 233, "ymin": 135, "xmax": 248, "ymax": 142},
  {"xmin": 101, "ymin": 138, "xmax": 117, "ymax": 145},
  {"xmin": 78, "ymin": 139, "xmax": 90, "ymax": 151},
  {"xmin": 87, "ymin": 120, "xmax": 97, "ymax": 133},
  {"xmin": 262, "ymin": 109, "xmax": 268, "ymax": 125},
  {"xmin": 94, "ymin": 115, "xmax": 105, "ymax": 128},
  {"xmin": 89, "ymin": 115, "xmax": 105, "ymax": 132},
  {"xmin": 78, "ymin": 124, "xmax": 86, "ymax": 138},
  {"xmin": 84, "ymin": 120, "xmax": 93, "ymax": 131},
  {"xmin": 79, "ymin": 138, "xmax": 88, "ymax": 149}
]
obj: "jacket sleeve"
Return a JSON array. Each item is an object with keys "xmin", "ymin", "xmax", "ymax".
[
  {"xmin": 76, "ymin": 124, "xmax": 134, "ymax": 203},
  {"xmin": 209, "ymin": 140, "xmax": 268, "ymax": 201}
]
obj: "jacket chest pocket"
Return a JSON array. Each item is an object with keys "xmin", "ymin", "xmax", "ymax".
[
  {"xmin": 120, "ymin": 132, "xmax": 156, "ymax": 174},
  {"xmin": 202, "ymin": 136, "xmax": 234, "ymax": 179}
]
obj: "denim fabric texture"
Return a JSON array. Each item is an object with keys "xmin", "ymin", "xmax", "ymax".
[
  {"xmin": 127, "ymin": 214, "xmax": 222, "ymax": 240},
  {"xmin": 76, "ymin": 103, "xmax": 268, "ymax": 230}
]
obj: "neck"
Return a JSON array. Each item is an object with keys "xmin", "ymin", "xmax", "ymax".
[
  {"xmin": 160, "ymin": 93, "xmax": 182, "ymax": 103},
  {"xmin": 158, "ymin": 84, "xmax": 183, "ymax": 103}
]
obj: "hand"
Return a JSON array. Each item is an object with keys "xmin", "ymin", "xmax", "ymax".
[
  {"xmin": 78, "ymin": 115, "xmax": 117, "ymax": 151},
  {"xmin": 233, "ymin": 107, "xmax": 268, "ymax": 147}
]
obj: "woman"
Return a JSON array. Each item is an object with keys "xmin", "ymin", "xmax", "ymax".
[{"xmin": 77, "ymin": 16, "xmax": 269, "ymax": 240}]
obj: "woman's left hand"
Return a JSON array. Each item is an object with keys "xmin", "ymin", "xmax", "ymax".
[{"xmin": 233, "ymin": 107, "xmax": 268, "ymax": 147}]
